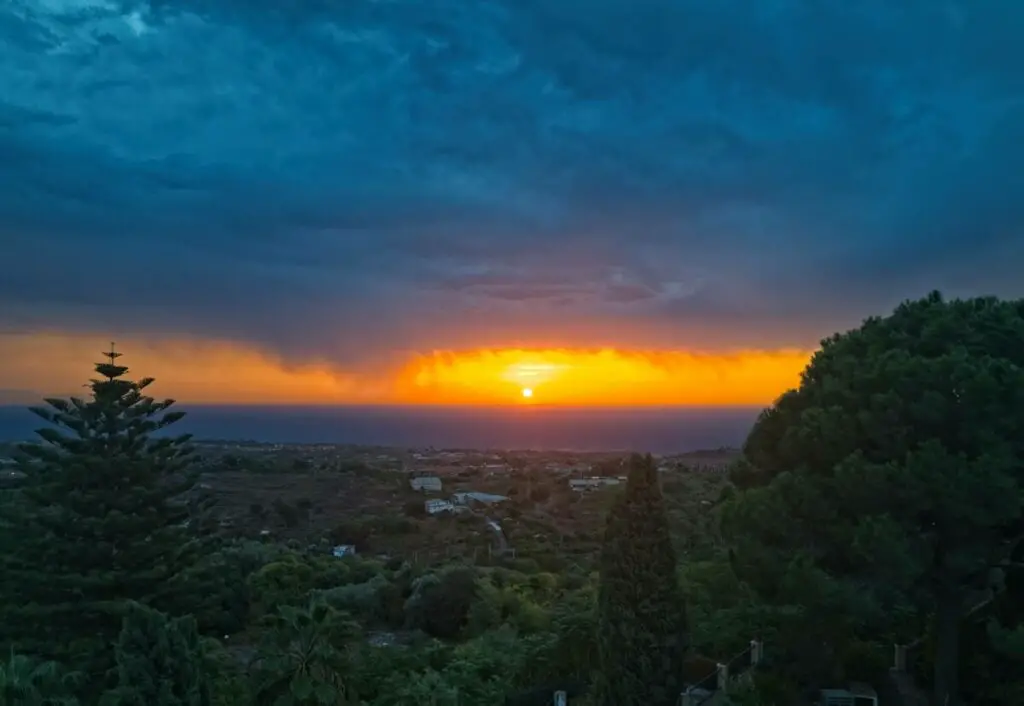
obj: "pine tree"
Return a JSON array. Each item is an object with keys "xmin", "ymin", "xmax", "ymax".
[
  {"xmin": 101, "ymin": 601, "xmax": 211, "ymax": 706},
  {"xmin": 596, "ymin": 453, "xmax": 688, "ymax": 706},
  {"xmin": 0, "ymin": 345, "xmax": 201, "ymax": 693}
]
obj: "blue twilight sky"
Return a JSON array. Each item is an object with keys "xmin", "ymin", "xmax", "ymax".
[{"xmin": 2, "ymin": 0, "xmax": 1024, "ymax": 366}]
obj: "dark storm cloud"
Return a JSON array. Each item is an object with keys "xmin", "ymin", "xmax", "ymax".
[{"xmin": 2, "ymin": 0, "xmax": 1024, "ymax": 362}]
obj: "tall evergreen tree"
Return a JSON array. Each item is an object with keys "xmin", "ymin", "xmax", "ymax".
[
  {"xmin": 0, "ymin": 346, "xmax": 201, "ymax": 694},
  {"xmin": 596, "ymin": 453, "xmax": 688, "ymax": 706}
]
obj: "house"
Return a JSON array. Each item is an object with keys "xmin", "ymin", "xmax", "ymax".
[
  {"xmin": 452, "ymin": 491, "xmax": 508, "ymax": 506},
  {"xmin": 547, "ymin": 462, "xmax": 591, "ymax": 475},
  {"xmin": 425, "ymin": 499, "xmax": 455, "ymax": 515},
  {"xmin": 569, "ymin": 477, "xmax": 621, "ymax": 492},
  {"xmin": 332, "ymin": 545, "xmax": 356, "ymax": 558},
  {"xmin": 410, "ymin": 476, "xmax": 442, "ymax": 492}
]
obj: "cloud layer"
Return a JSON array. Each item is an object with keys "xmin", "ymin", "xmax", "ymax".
[{"xmin": 3, "ymin": 0, "xmax": 1024, "ymax": 367}]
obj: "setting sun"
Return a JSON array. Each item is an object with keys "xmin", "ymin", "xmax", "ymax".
[
  {"xmin": 395, "ymin": 347, "xmax": 811, "ymax": 406},
  {"xmin": 0, "ymin": 334, "xmax": 813, "ymax": 407}
]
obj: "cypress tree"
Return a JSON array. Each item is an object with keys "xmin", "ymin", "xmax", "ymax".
[
  {"xmin": 596, "ymin": 453, "xmax": 688, "ymax": 706},
  {"xmin": 0, "ymin": 345, "xmax": 201, "ymax": 694}
]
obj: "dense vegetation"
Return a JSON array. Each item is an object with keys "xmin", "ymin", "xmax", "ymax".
[{"xmin": 1, "ymin": 292, "xmax": 1023, "ymax": 706}]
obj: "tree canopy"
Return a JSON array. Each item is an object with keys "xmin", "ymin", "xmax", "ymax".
[
  {"xmin": 722, "ymin": 292, "xmax": 1024, "ymax": 706},
  {"xmin": 102, "ymin": 601, "xmax": 211, "ymax": 706}
]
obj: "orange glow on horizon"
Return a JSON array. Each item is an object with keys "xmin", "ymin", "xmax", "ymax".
[
  {"xmin": 394, "ymin": 348, "xmax": 810, "ymax": 406},
  {"xmin": 0, "ymin": 333, "xmax": 812, "ymax": 407}
]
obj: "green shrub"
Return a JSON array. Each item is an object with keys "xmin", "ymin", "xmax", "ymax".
[{"xmin": 403, "ymin": 500, "xmax": 426, "ymax": 518}]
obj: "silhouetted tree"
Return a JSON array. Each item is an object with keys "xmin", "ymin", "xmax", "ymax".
[
  {"xmin": 723, "ymin": 292, "xmax": 1024, "ymax": 706},
  {"xmin": 0, "ymin": 346, "xmax": 202, "ymax": 695},
  {"xmin": 596, "ymin": 453, "xmax": 688, "ymax": 706}
]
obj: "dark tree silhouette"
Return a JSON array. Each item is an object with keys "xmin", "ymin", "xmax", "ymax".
[
  {"xmin": 596, "ymin": 453, "xmax": 688, "ymax": 706},
  {"xmin": 0, "ymin": 345, "xmax": 202, "ymax": 695},
  {"xmin": 723, "ymin": 293, "xmax": 1024, "ymax": 706}
]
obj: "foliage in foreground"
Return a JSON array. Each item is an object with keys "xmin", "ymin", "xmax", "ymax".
[
  {"xmin": 0, "ymin": 652, "xmax": 78, "ymax": 706},
  {"xmin": 3, "ymin": 294, "xmax": 1024, "ymax": 706},
  {"xmin": 723, "ymin": 291, "xmax": 1024, "ymax": 706},
  {"xmin": 102, "ymin": 602, "xmax": 211, "ymax": 706}
]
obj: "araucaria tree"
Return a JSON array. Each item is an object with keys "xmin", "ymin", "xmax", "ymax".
[
  {"xmin": 722, "ymin": 293, "xmax": 1024, "ymax": 706},
  {"xmin": 0, "ymin": 346, "xmax": 201, "ymax": 694},
  {"xmin": 596, "ymin": 453, "xmax": 688, "ymax": 706}
]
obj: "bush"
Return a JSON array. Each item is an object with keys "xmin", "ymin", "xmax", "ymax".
[
  {"xmin": 750, "ymin": 671, "xmax": 801, "ymax": 706},
  {"xmin": 370, "ymin": 515, "xmax": 417, "ymax": 534},
  {"xmin": 529, "ymin": 485, "xmax": 551, "ymax": 503},
  {"xmin": 317, "ymin": 575, "xmax": 394, "ymax": 622},
  {"xmin": 404, "ymin": 566, "xmax": 478, "ymax": 639},
  {"xmin": 682, "ymin": 654, "xmax": 719, "ymax": 686},
  {"xmin": 839, "ymin": 639, "xmax": 890, "ymax": 684},
  {"xmin": 404, "ymin": 500, "xmax": 427, "ymax": 518},
  {"xmin": 329, "ymin": 520, "xmax": 371, "ymax": 550},
  {"xmin": 271, "ymin": 498, "xmax": 299, "ymax": 528}
]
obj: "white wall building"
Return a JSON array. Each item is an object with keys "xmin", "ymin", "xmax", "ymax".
[
  {"xmin": 452, "ymin": 491, "xmax": 507, "ymax": 506},
  {"xmin": 569, "ymin": 477, "xmax": 622, "ymax": 492},
  {"xmin": 410, "ymin": 476, "xmax": 442, "ymax": 492},
  {"xmin": 425, "ymin": 499, "xmax": 456, "ymax": 515}
]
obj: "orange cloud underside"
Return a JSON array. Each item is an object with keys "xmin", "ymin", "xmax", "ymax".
[
  {"xmin": 0, "ymin": 333, "xmax": 811, "ymax": 406},
  {"xmin": 396, "ymin": 348, "xmax": 809, "ymax": 405}
]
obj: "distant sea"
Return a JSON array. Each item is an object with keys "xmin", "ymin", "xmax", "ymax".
[{"xmin": 0, "ymin": 405, "xmax": 762, "ymax": 454}]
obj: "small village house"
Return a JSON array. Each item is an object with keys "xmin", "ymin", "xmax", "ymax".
[
  {"xmin": 410, "ymin": 476, "xmax": 442, "ymax": 492},
  {"xmin": 569, "ymin": 477, "xmax": 622, "ymax": 492},
  {"xmin": 452, "ymin": 491, "xmax": 508, "ymax": 507},
  {"xmin": 425, "ymin": 498, "xmax": 456, "ymax": 515}
]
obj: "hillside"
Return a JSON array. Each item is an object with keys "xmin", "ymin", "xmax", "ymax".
[{"xmin": 194, "ymin": 443, "xmax": 737, "ymax": 568}]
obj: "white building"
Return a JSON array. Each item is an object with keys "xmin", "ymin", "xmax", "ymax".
[
  {"xmin": 332, "ymin": 545, "xmax": 356, "ymax": 557},
  {"xmin": 452, "ymin": 491, "xmax": 507, "ymax": 506},
  {"xmin": 569, "ymin": 477, "xmax": 621, "ymax": 492},
  {"xmin": 425, "ymin": 499, "xmax": 455, "ymax": 515},
  {"xmin": 410, "ymin": 476, "xmax": 442, "ymax": 492}
]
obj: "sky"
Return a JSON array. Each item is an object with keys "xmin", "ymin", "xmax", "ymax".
[{"xmin": 2, "ymin": 0, "xmax": 1024, "ymax": 405}]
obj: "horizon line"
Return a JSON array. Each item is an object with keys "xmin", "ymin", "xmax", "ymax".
[{"xmin": 0, "ymin": 401, "xmax": 769, "ymax": 410}]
